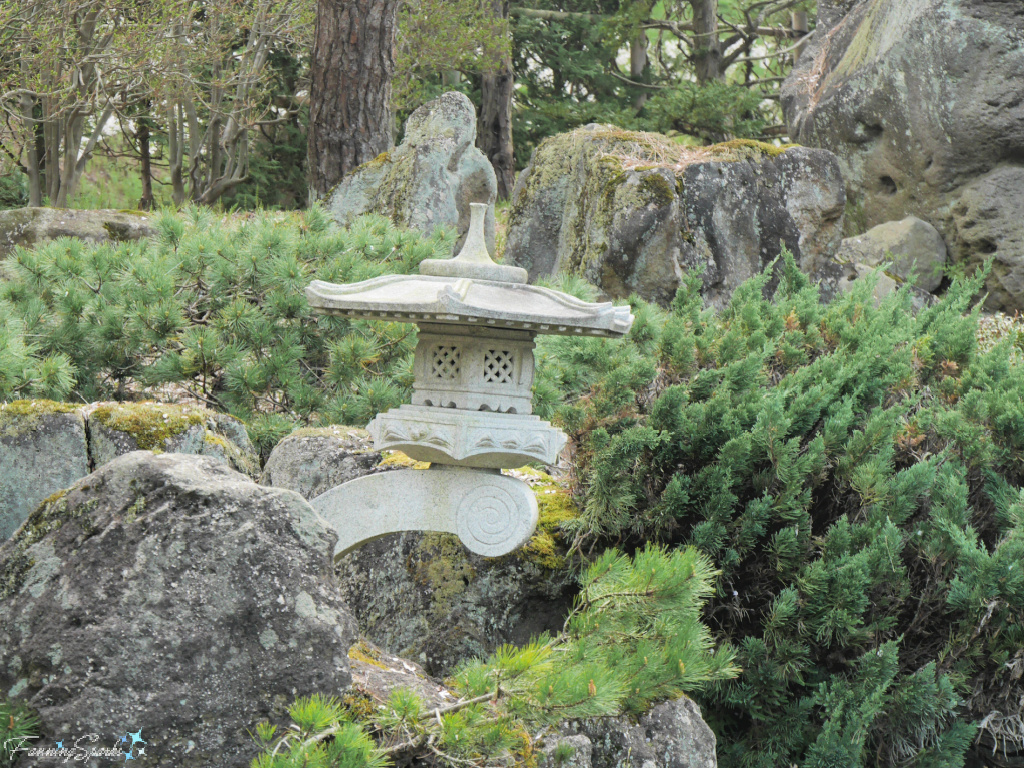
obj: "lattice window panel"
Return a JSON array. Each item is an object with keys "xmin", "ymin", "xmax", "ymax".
[
  {"xmin": 483, "ymin": 349, "xmax": 515, "ymax": 384},
  {"xmin": 431, "ymin": 345, "xmax": 461, "ymax": 380}
]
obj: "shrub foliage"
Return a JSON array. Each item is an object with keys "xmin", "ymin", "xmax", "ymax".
[
  {"xmin": 254, "ymin": 546, "xmax": 736, "ymax": 767},
  {"xmin": 543, "ymin": 258, "xmax": 1024, "ymax": 767},
  {"xmin": 3, "ymin": 207, "xmax": 1022, "ymax": 767},
  {"xmin": 0, "ymin": 207, "xmax": 453, "ymax": 453}
]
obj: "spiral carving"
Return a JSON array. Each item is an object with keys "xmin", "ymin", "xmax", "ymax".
[{"xmin": 455, "ymin": 482, "xmax": 535, "ymax": 557}]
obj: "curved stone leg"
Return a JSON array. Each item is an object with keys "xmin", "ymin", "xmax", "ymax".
[{"xmin": 310, "ymin": 467, "xmax": 539, "ymax": 558}]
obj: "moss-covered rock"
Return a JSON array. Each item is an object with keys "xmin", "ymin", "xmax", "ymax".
[
  {"xmin": 504, "ymin": 125, "xmax": 845, "ymax": 308},
  {"xmin": 327, "ymin": 91, "xmax": 498, "ymax": 256},
  {"xmin": 333, "ymin": 463, "xmax": 577, "ymax": 676},
  {"xmin": 259, "ymin": 440, "xmax": 579, "ymax": 676},
  {"xmin": 2, "ymin": 400, "xmax": 260, "ymax": 542},
  {"xmin": 85, "ymin": 401, "xmax": 258, "ymax": 477},
  {"xmin": 0, "ymin": 402, "xmax": 89, "ymax": 541}
]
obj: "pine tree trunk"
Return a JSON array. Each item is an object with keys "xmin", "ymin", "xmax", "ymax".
[
  {"xmin": 478, "ymin": 0, "xmax": 514, "ymax": 200},
  {"xmin": 307, "ymin": 0, "xmax": 400, "ymax": 199},
  {"xmin": 630, "ymin": 33, "xmax": 648, "ymax": 111},
  {"xmin": 138, "ymin": 113, "xmax": 154, "ymax": 211},
  {"xmin": 691, "ymin": 0, "xmax": 722, "ymax": 84},
  {"xmin": 21, "ymin": 94, "xmax": 42, "ymax": 207}
]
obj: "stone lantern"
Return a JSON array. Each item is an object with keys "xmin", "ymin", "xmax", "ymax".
[{"xmin": 305, "ymin": 203, "xmax": 633, "ymax": 558}]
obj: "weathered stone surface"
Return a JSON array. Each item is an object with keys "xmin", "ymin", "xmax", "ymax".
[
  {"xmin": 831, "ymin": 261, "xmax": 935, "ymax": 311},
  {"xmin": 259, "ymin": 426, "xmax": 380, "ymax": 499},
  {"xmin": 559, "ymin": 697, "xmax": 717, "ymax": 768},
  {"xmin": 950, "ymin": 167, "xmax": 1024, "ymax": 312},
  {"xmin": 347, "ymin": 637, "xmax": 452, "ymax": 713},
  {"xmin": 835, "ymin": 216, "xmax": 948, "ymax": 292},
  {"xmin": 333, "ymin": 463, "xmax": 577, "ymax": 676},
  {"xmin": 504, "ymin": 127, "xmax": 845, "ymax": 309},
  {"xmin": 339, "ymin": 529, "xmax": 573, "ymax": 676},
  {"xmin": 539, "ymin": 734, "xmax": 594, "ymax": 768},
  {"xmin": 0, "ymin": 401, "xmax": 89, "ymax": 541},
  {"xmin": 0, "ymin": 207, "xmax": 155, "ymax": 258},
  {"xmin": 1, "ymin": 401, "xmax": 259, "ymax": 543},
  {"xmin": 85, "ymin": 401, "xmax": 258, "ymax": 477},
  {"xmin": 0, "ymin": 452, "xmax": 355, "ymax": 768},
  {"xmin": 782, "ymin": 0, "xmax": 1024, "ymax": 310},
  {"xmin": 327, "ymin": 91, "xmax": 497, "ymax": 253},
  {"xmin": 262, "ymin": 441, "xmax": 577, "ymax": 676}
]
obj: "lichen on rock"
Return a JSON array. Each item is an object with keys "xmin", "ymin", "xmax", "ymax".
[
  {"xmin": 327, "ymin": 91, "xmax": 498, "ymax": 255},
  {"xmin": 0, "ymin": 451, "xmax": 356, "ymax": 767},
  {"xmin": 86, "ymin": 401, "xmax": 258, "ymax": 476},
  {"xmin": 782, "ymin": 0, "xmax": 1024, "ymax": 311},
  {"xmin": 504, "ymin": 125, "xmax": 845, "ymax": 309},
  {"xmin": 0, "ymin": 402, "xmax": 89, "ymax": 541},
  {"xmin": 0, "ymin": 399, "xmax": 81, "ymax": 439},
  {"xmin": 333, "ymin": 462, "xmax": 577, "ymax": 676},
  {"xmin": 89, "ymin": 401, "xmax": 206, "ymax": 451}
]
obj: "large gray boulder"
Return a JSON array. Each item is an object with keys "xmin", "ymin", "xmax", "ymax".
[
  {"xmin": 0, "ymin": 207, "xmax": 155, "ymax": 258},
  {"xmin": 782, "ymin": 0, "xmax": 1024, "ymax": 311},
  {"xmin": 835, "ymin": 215, "xmax": 948, "ymax": 292},
  {"xmin": 327, "ymin": 91, "xmax": 497, "ymax": 254},
  {"xmin": 260, "ymin": 432, "xmax": 576, "ymax": 676},
  {"xmin": 0, "ymin": 401, "xmax": 89, "ymax": 541},
  {"xmin": 551, "ymin": 697, "xmax": 718, "ymax": 768},
  {"xmin": 0, "ymin": 452, "xmax": 355, "ymax": 768},
  {"xmin": 504, "ymin": 127, "xmax": 845, "ymax": 308}
]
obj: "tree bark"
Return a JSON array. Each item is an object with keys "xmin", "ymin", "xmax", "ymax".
[
  {"xmin": 137, "ymin": 113, "xmax": 154, "ymax": 210},
  {"xmin": 308, "ymin": 0, "xmax": 400, "ymax": 199},
  {"xmin": 20, "ymin": 94, "xmax": 42, "ymax": 207},
  {"xmin": 630, "ymin": 33, "xmax": 649, "ymax": 111},
  {"xmin": 691, "ymin": 0, "xmax": 722, "ymax": 84},
  {"xmin": 791, "ymin": 11, "xmax": 809, "ymax": 63},
  {"xmin": 478, "ymin": 0, "xmax": 514, "ymax": 200}
]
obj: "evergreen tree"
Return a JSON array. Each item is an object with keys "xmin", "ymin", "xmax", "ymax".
[
  {"xmin": 253, "ymin": 546, "xmax": 737, "ymax": 767},
  {"xmin": 535, "ymin": 255, "xmax": 1024, "ymax": 767},
  {"xmin": 0, "ymin": 206, "xmax": 453, "ymax": 454}
]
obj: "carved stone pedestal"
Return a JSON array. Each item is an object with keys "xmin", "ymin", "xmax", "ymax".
[{"xmin": 310, "ymin": 466, "xmax": 538, "ymax": 557}]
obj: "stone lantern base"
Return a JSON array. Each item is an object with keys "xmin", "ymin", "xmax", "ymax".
[{"xmin": 367, "ymin": 405, "xmax": 566, "ymax": 469}]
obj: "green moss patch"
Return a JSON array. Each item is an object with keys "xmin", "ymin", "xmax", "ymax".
[
  {"xmin": 411, "ymin": 533, "xmax": 477, "ymax": 620},
  {"xmin": 514, "ymin": 467, "xmax": 579, "ymax": 571},
  {"xmin": 377, "ymin": 451, "xmax": 430, "ymax": 470},
  {"xmin": 709, "ymin": 138, "xmax": 791, "ymax": 160},
  {"xmin": 90, "ymin": 402, "xmax": 205, "ymax": 450},
  {"xmin": 0, "ymin": 400, "xmax": 81, "ymax": 438},
  {"xmin": 360, "ymin": 152, "xmax": 392, "ymax": 172},
  {"xmin": 0, "ymin": 489, "xmax": 97, "ymax": 600},
  {"xmin": 348, "ymin": 639, "xmax": 390, "ymax": 670},
  {"xmin": 637, "ymin": 172, "xmax": 676, "ymax": 206}
]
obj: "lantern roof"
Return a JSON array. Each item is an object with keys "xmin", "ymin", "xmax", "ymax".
[
  {"xmin": 306, "ymin": 203, "xmax": 634, "ymax": 338},
  {"xmin": 306, "ymin": 274, "xmax": 633, "ymax": 337}
]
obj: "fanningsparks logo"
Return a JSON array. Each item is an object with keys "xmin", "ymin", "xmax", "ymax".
[{"xmin": 4, "ymin": 728, "xmax": 148, "ymax": 763}]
